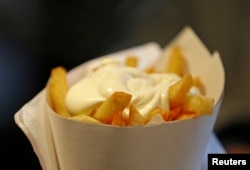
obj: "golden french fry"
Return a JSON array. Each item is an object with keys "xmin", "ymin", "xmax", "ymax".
[
  {"xmin": 165, "ymin": 107, "xmax": 181, "ymax": 121},
  {"xmin": 125, "ymin": 55, "xmax": 138, "ymax": 67},
  {"xmin": 193, "ymin": 76, "xmax": 206, "ymax": 95},
  {"xmin": 69, "ymin": 113, "xmax": 103, "ymax": 124},
  {"xmin": 144, "ymin": 66, "xmax": 155, "ymax": 74},
  {"xmin": 166, "ymin": 46, "xmax": 186, "ymax": 76},
  {"xmin": 146, "ymin": 107, "xmax": 167, "ymax": 123},
  {"xmin": 48, "ymin": 66, "xmax": 71, "ymax": 117},
  {"xmin": 129, "ymin": 105, "xmax": 145, "ymax": 126},
  {"xmin": 182, "ymin": 95, "xmax": 214, "ymax": 115},
  {"xmin": 93, "ymin": 91, "xmax": 132, "ymax": 123},
  {"xmin": 111, "ymin": 111, "xmax": 127, "ymax": 126},
  {"xmin": 146, "ymin": 114, "xmax": 166, "ymax": 124},
  {"xmin": 177, "ymin": 112, "xmax": 197, "ymax": 120},
  {"xmin": 169, "ymin": 74, "xmax": 193, "ymax": 109}
]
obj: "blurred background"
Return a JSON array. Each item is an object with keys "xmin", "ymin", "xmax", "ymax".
[{"xmin": 1, "ymin": 0, "xmax": 250, "ymax": 169}]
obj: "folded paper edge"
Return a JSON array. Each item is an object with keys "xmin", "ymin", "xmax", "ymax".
[
  {"xmin": 14, "ymin": 90, "xmax": 58, "ymax": 170},
  {"xmin": 159, "ymin": 26, "xmax": 225, "ymax": 103},
  {"xmin": 14, "ymin": 91, "xmax": 48, "ymax": 169}
]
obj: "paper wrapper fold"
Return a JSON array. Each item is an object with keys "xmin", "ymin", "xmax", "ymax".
[{"xmin": 15, "ymin": 26, "xmax": 225, "ymax": 170}]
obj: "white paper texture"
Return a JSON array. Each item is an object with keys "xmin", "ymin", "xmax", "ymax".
[
  {"xmin": 15, "ymin": 26, "xmax": 225, "ymax": 170},
  {"xmin": 15, "ymin": 90, "xmax": 58, "ymax": 170}
]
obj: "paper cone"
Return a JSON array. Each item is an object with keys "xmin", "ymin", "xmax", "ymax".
[{"xmin": 15, "ymin": 26, "xmax": 225, "ymax": 170}]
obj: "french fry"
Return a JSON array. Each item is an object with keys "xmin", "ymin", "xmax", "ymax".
[
  {"xmin": 111, "ymin": 111, "xmax": 127, "ymax": 126},
  {"xmin": 69, "ymin": 113, "xmax": 103, "ymax": 124},
  {"xmin": 165, "ymin": 107, "xmax": 181, "ymax": 121},
  {"xmin": 146, "ymin": 114, "xmax": 166, "ymax": 124},
  {"xmin": 166, "ymin": 46, "xmax": 187, "ymax": 76},
  {"xmin": 168, "ymin": 74, "xmax": 193, "ymax": 109},
  {"xmin": 193, "ymin": 76, "xmax": 206, "ymax": 95},
  {"xmin": 144, "ymin": 66, "xmax": 155, "ymax": 74},
  {"xmin": 182, "ymin": 95, "xmax": 214, "ymax": 115},
  {"xmin": 177, "ymin": 112, "xmax": 197, "ymax": 120},
  {"xmin": 125, "ymin": 55, "xmax": 138, "ymax": 67},
  {"xmin": 48, "ymin": 66, "xmax": 71, "ymax": 117},
  {"xmin": 129, "ymin": 105, "xmax": 145, "ymax": 126},
  {"xmin": 93, "ymin": 91, "xmax": 132, "ymax": 123},
  {"xmin": 146, "ymin": 107, "xmax": 167, "ymax": 123}
]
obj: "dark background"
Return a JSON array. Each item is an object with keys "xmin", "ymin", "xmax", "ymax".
[{"xmin": 1, "ymin": 0, "xmax": 250, "ymax": 169}]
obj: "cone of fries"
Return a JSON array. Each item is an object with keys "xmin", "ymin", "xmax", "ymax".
[{"xmin": 15, "ymin": 27, "xmax": 225, "ymax": 170}]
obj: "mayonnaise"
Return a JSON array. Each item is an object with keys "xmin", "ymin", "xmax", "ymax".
[{"xmin": 65, "ymin": 59, "xmax": 200, "ymax": 118}]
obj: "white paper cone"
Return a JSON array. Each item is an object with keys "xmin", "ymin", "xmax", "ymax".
[
  {"xmin": 48, "ymin": 100, "xmax": 222, "ymax": 170},
  {"xmin": 15, "ymin": 26, "xmax": 225, "ymax": 170}
]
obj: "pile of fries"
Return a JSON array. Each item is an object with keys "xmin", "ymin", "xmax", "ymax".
[{"xmin": 47, "ymin": 46, "xmax": 214, "ymax": 126}]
